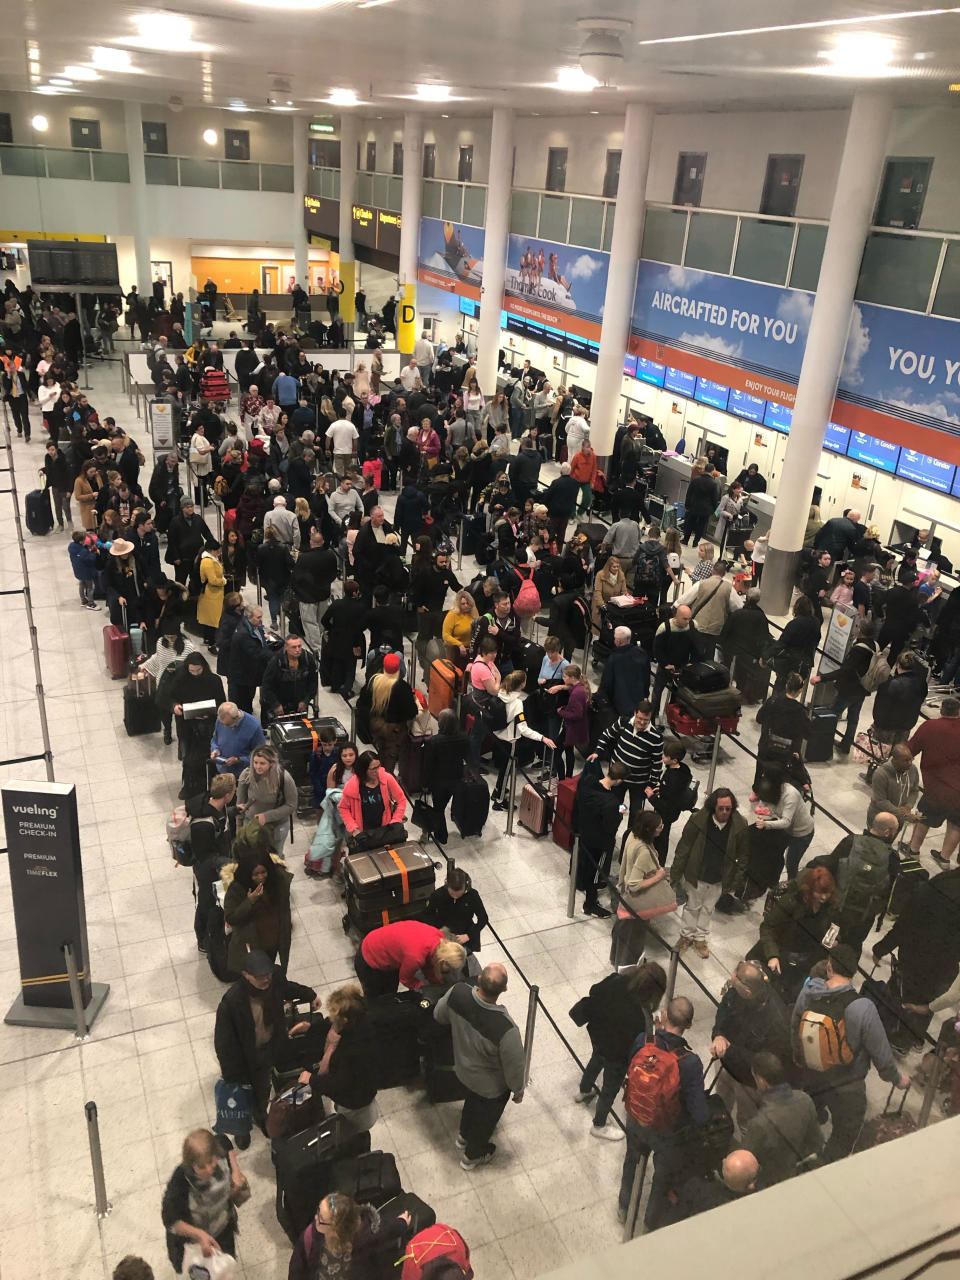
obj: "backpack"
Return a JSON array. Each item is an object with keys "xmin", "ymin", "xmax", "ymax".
[
  {"xmin": 475, "ymin": 531, "xmax": 496, "ymax": 566},
  {"xmin": 836, "ymin": 833, "xmax": 891, "ymax": 921},
  {"xmin": 860, "ymin": 644, "xmax": 891, "ymax": 693},
  {"xmin": 165, "ymin": 804, "xmax": 215, "ymax": 866},
  {"xmin": 512, "ymin": 566, "xmax": 541, "ymax": 619},
  {"xmin": 623, "ymin": 1036, "xmax": 687, "ymax": 1131},
  {"xmin": 481, "ymin": 695, "xmax": 509, "ymax": 733},
  {"xmin": 795, "ymin": 987, "xmax": 858, "ymax": 1072},
  {"xmin": 634, "ymin": 545, "xmax": 665, "ymax": 589},
  {"xmin": 213, "ymin": 474, "xmax": 230, "ymax": 499}
]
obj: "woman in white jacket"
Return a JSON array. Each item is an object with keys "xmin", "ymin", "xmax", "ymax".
[
  {"xmin": 715, "ymin": 481, "xmax": 745, "ymax": 557},
  {"xmin": 755, "ymin": 767, "xmax": 815, "ymax": 880},
  {"xmin": 490, "ymin": 670, "xmax": 556, "ymax": 810}
]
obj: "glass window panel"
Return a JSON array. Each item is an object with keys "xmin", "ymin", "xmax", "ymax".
[
  {"xmin": 856, "ymin": 231, "xmax": 941, "ymax": 313},
  {"xmin": 354, "ymin": 172, "xmax": 373, "ymax": 204},
  {"xmin": 733, "ymin": 217, "xmax": 793, "ymax": 284},
  {"xmin": 640, "ymin": 207, "xmax": 685, "ymax": 264},
  {"xmin": 422, "ymin": 179, "xmax": 442, "ymax": 218},
  {"xmin": 387, "ymin": 176, "xmax": 403, "ymax": 212},
  {"xmin": 684, "ymin": 211, "xmax": 736, "ymax": 274},
  {"xmin": 933, "ymin": 240, "xmax": 960, "ymax": 320},
  {"xmin": 179, "ymin": 157, "xmax": 220, "ymax": 188},
  {"xmin": 538, "ymin": 194, "xmax": 569, "ymax": 242},
  {"xmin": 568, "ymin": 197, "xmax": 603, "ymax": 249},
  {"xmin": 221, "ymin": 160, "xmax": 258, "ymax": 191},
  {"xmin": 260, "ymin": 164, "xmax": 293, "ymax": 193},
  {"xmin": 0, "ymin": 145, "xmax": 46, "ymax": 177},
  {"xmin": 331, "ymin": 169, "xmax": 340, "ymax": 200},
  {"xmin": 441, "ymin": 182, "xmax": 463, "ymax": 221},
  {"xmin": 373, "ymin": 173, "xmax": 390, "ymax": 210},
  {"xmin": 462, "ymin": 184, "xmax": 486, "ymax": 228},
  {"xmin": 510, "ymin": 189, "xmax": 539, "ymax": 237},
  {"xmin": 92, "ymin": 151, "xmax": 129, "ymax": 182},
  {"xmin": 789, "ymin": 223, "xmax": 827, "ymax": 291},
  {"xmin": 144, "ymin": 154, "xmax": 179, "ymax": 185},
  {"xmin": 602, "ymin": 203, "xmax": 615, "ymax": 251},
  {"xmin": 45, "ymin": 148, "xmax": 91, "ymax": 180},
  {"xmin": 308, "ymin": 168, "xmax": 323, "ymax": 196}
]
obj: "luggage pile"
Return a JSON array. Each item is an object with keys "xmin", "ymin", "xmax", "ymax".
[
  {"xmin": 341, "ymin": 842, "xmax": 437, "ymax": 935},
  {"xmin": 667, "ymin": 660, "xmax": 742, "ymax": 736},
  {"xmin": 201, "ymin": 367, "xmax": 231, "ymax": 405}
]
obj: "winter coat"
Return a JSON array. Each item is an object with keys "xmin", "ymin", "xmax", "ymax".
[
  {"xmin": 221, "ymin": 853, "xmax": 293, "ymax": 973},
  {"xmin": 307, "ymin": 786, "xmax": 347, "ymax": 872},
  {"xmin": 672, "ymin": 808, "xmax": 750, "ymax": 895},
  {"xmin": 338, "ymin": 770, "xmax": 407, "ymax": 835},
  {"xmin": 197, "ymin": 554, "xmax": 226, "ymax": 628}
]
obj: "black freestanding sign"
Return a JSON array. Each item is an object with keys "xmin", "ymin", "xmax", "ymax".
[{"xmin": 3, "ymin": 780, "xmax": 109, "ymax": 1028}]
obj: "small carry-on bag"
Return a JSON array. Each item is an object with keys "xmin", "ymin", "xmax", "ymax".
[
  {"xmin": 104, "ymin": 602, "xmax": 132, "ymax": 678},
  {"xmin": 518, "ymin": 747, "xmax": 556, "ymax": 836}
]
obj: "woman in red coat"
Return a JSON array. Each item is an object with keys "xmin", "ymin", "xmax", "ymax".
[{"xmin": 355, "ymin": 920, "xmax": 465, "ymax": 998}]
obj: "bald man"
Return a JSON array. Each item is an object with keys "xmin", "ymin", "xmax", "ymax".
[
  {"xmin": 817, "ymin": 812, "xmax": 901, "ymax": 955},
  {"xmin": 434, "ymin": 962, "xmax": 525, "ymax": 1171},
  {"xmin": 662, "ymin": 1149, "xmax": 759, "ymax": 1226}
]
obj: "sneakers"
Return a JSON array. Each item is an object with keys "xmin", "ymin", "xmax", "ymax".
[
  {"xmin": 491, "ymin": 800, "xmax": 506, "ymax": 812},
  {"xmin": 455, "ymin": 1134, "xmax": 467, "ymax": 1150},
  {"xmin": 573, "ymin": 1089, "xmax": 597, "ymax": 1104},
  {"xmin": 931, "ymin": 851, "xmax": 952, "ymax": 870},
  {"xmin": 83, "ymin": 601, "xmax": 99, "ymax": 610},
  {"xmin": 677, "ymin": 935, "xmax": 693, "ymax": 954},
  {"xmin": 460, "ymin": 1150, "xmax": 494, "ymax": 1171},
  {"xmin": 583, "ymin": 900, "xmax": 612, "ymax": 919},
  {"xmin": 590, "ymin": 1124, "xmax": 625, "ymax": 1142},
  {"xmin": 694, "ymin": 940, "xmax": 710, "ymax": 958}
]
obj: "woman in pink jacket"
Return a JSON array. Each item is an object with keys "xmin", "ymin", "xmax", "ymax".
[
  {"xmin": 338, "ymin": 749, "xmax": 407, "ymax": 836},
  {"xmin": 416, "ymin": 421, "xmax": 441, "ymax": 468}
]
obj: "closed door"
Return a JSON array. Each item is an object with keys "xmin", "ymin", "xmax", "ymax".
[
  {"xmin": 674, "ymin": 152, "xmax": 706, "ymax": 207},
  {"xmin": 760, "ymin": 154, "xmax": 804, "ymax": 217},
  {"xmin": 262, "ymin": 265, "xmax": 279, "ymax": 293},
  {"xmin": 875, "ymin": 157, "xmax": 932, "ymax": 229},
  {"xmin": 546, "ymin": 147, "xmax": 567, "ymax": 193},
  {"xmin": 458, "ymin": 145, "xmax": 473, "ymax": 182}
]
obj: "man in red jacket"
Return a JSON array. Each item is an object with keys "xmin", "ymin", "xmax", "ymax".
[{"xmin": 908, "ymin": 696, "xmax": 960, "ymax": 868}]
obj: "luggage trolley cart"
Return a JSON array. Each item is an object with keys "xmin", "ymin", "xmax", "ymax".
[{"xmin": 666, "ymin": 684, "xmax": 742, "ymax": 791}]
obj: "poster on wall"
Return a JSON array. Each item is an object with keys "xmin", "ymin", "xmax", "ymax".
[
  {"xmin": 503, "ymin": 234, "xmax": 609, "ymax": 343},
  {"xmin": 417, "ymin": 217, "xmax": 485, "ymax": 301}
]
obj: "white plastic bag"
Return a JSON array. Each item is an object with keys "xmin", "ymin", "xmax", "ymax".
[{"xmin": 182, "ymin": 1242, "xmax": 238, "ymax": 1280}]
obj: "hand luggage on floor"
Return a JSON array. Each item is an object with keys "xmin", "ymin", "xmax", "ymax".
[
  {"xmin": 667, "ymin": 702, "xmax": 740, "ymax": 737},
  {"xmin": 805, "ymin": 707, "xmax": 837, "ymax": 763},
  {"xmin": 852, "ymin": 1083, "xmax": 917, "ymax": 1152},
  {"xmin": 25, "ymin": 488, "xmax": 53, "ymax": 536},
  {"xmin": 679, "ymin": 660, "xmax": 730, "ymax": 693},
  {"xmin": 266, "ymin": 1082, "xmax": 327, "ymax": 1141},
  {"xmin": 420, "ymin": 1021, "xmax": 467, "ymax": 1103},
  {"xmin": 366, "ymin": 991, "xmax": 426, "ymax": 1087},
  {"xmin": 518, "ymin": 763, "xmax": 555, "ymax": 837},
  {"xmin": 399, "ymin": 733, "xmax": 433, "ymax": 795},
  {"xmin": 103, "ymin": 622, "xmax": 131, "ymax": 678},
  {"xmin": 270, "ymin": 715, "xmax": 346, "ymax": 785},
  {"xmin": 343, "ymin": 843, "xmax": 436, "ymax": 933},
  {"xmin": 123, "ymin": 679, "xmax": 161, "ymax": 736},
  {"xmin": 204, "ymin": 904, "xmax": 239, "ymax": 983},
  {"xmin": 274, "ymin": 1114, "xmax": 371, "ymax": 1242},
  {"xmin": 676, "ymin": 685, "xmax": 742, "ymax": 719},
  {"xmin": 428, "ymin": 658, "xmax": 459, "ymax": 716},
  {"xmin": 735, "ymin": 657, "xmax": 770, "ymax": 705},
  {"xmin": 331, "ymin": 1150, "xmax": 402, "ymax": 1207},
  {"xmin": 460, "ymin": 513, "xmax": 486, "ymax": 557},
  {"xmin": 451, "ymin": 772, "xmax": 489, "ymax": 837},
  {"xmin": 552, "ymin": 774, "xmax": 579, "ymax": 851},
  {"xmin": 378, "ymin": 1192, "xmax": 436, "ymax": 1234}
]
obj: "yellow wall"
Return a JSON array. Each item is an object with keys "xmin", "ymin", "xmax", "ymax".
[{"xmin": 190, "ymin": 256, "xmax": 339, "ymax": 296}]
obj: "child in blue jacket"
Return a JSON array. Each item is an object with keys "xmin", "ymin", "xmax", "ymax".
[{"xmin": 68, "ymin": 532, "xmax": 99, "ymax": 609}]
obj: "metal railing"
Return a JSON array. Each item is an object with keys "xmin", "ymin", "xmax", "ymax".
[
  {"xmin": 145, "ymin": 154, "xmax": 294, "ymax": 193},
  {"xmin": 0, "ymin": 141, "xmax": 129, "ymax": 182}
]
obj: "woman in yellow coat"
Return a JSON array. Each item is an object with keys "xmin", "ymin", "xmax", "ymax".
[{"xmin": 197, "ymin": 548, "xmax": 225, "ymax": 650}]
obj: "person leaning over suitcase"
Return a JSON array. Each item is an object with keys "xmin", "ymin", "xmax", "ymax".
[
  {"xmin": 213, "ymin": 948, "xmax": 321, "ymax": 1148},
  {"xmin": 354, "ymin": 921, "xmax": 466, "ymax": 999},
  {"xmin": 434, "ymin": 963, "xmax": 525, "ymax": 1171}
]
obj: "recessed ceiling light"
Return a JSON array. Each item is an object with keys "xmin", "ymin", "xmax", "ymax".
[
  {"xmin": 134, "ymin": 12, "xmax": 193, "ymax": 48},
  {"xmin": 555, "ymin": 65, "xmax": 598, "ymax": 91},
  {"xmin": 358, "ymin": 0, "xmax": 396, "ymax": 7},
  {"xmin": 329, "ymin": 88, "xmax": 359, "ymax": 106},
  {"xmin": 49, "ymin": 78, "xmax": 74, "ymax": 87},
  {"xmin": 91, "ymin": 46, "xmax": 131, "ymax": 70},
  {"xmin": 271, "ymin": 103, "xmax": 296, "ymax": 111},
  {"xmin": 63, "ymin": 64, "xmax": 100, "ymax": 81},
  {"xmin": 817, "ymin": 31, "xmax": 896, "ymax": 76},
  {"xmin": 31, "ymin": 114, "xmax": 49, "ymax": 130},
  {"xmin": 35, "ymin": 86, "xmax": 64, "ymax": 95},
  {"xmin": 416, "ymin": 83, "xmax": 450, "ymax": 101},
  {"xmin": 27, "ymin": 49, "xmax": 40, "ymax": 63},
  {"xmin": 203, "ymin": 128, "xmax": 218, "ymax": 145},
  {"xmin": 441, "ymin": 113, "xmax": 449, "ymax": 118},
  {"xmin": 589, "ymin": 109, "xmax": 599, "ymax": 114}
]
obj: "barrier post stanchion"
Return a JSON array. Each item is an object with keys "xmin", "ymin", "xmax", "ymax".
[
  {"xmin": 504, "ymin": 745, "xmax": 518, "ymax": 837},
  {"xmin": 706, "ymin": 722, "xmax": 723, "ymax": 794},
  {"xmin": 665, "ymin": 946, "xmax": 680, "ymax": 1002},
  {"xmin": 457, "ymin": 513, "xmax": 465, "ymax": 572},
  {"xmin": 622, "ymin": 1153, "xmax": 648, "ymax": 1242},
  {"xmin": 919, "ymin": 1021, "xmax": 951, "ymax": 1127},
  {"xmin": 566, "ymin": 835, "xmax": 580, "ymax": 918},
  {"xmin": 349, "ymin": 704, "xmax": 357, "ymax": 743},
  {"xmin": 63, "ymin": 942, "xmax": 89, "ymax": 1040},
  {"xmin": 409, "ymin": 633, "xmax": 417, "ymax": 691},
  {"xmin": 84, "ymin": 1102, "xmax": 112, "ymax": 1218},
  {"xmin": 522, "ymin": 984, "xmax": 540, "ymax": 1088},
  {"xmin": 582, "ymin": 629, "xmax": 592, "ymax": 671}
]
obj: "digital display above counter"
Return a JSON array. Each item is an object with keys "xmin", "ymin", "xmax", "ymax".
[
  {"xmin": 694, "ymin": 377, "xmax": 730, "ymax": 412},
  {"xmin": 504, "ymin": 312, "xmax": 599, "ymax": 363},
  {"xmin": 635, "ymin": 357, "xmax": 665, "ymax": 388},
  {"xmin": 847, "ymin": 432, "xmax": 900, "ymax": 474},
  {"xmin": 664, "ymin": 366, "xmax": 696, "ymax": 397},
  {"xmin": 823, "ymin": 422, "xmax": 850, "ymax": 454},
  {"xmin": 763, "ymin": 401, "xmax": 793, "ymax": 434},
  {"xmin": 623, "ymin": 354, "xmax": 638, "ymax": 378},
  {"xmin": 727, "ymin": 390, "xmax": 766, "ymax": 424},
  {"xmin": 896, "ymin": 448, "xmax": 956, "ymax": 495}
]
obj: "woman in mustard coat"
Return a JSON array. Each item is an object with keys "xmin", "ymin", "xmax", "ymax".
[{"xmin": 197, "ymin": 547, "xmax": 226, "ymax": 650}]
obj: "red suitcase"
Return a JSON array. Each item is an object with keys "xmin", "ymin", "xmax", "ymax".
[
  {"xmin": 552, "ymin": 775, "xmax": 579, "ymax": 851},
  {"xmin": 666, "ymin": 702, "xmax": 739, "ymax": 737},
  {"xmin": 103, "ymin": 623, "xmax": 131, "ymax": 678},
  {"xmin": 428, "ymin": 659, "xmax": 459, "ymax": 717}
]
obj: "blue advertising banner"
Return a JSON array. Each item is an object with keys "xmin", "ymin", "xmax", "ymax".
[
  {"xmin": 417, "ymin": 217, "xmax": 484, "ymax": 300},
  {"xmin": 504, "ymin": 234, "xmax": 609, "ymax": 342}
]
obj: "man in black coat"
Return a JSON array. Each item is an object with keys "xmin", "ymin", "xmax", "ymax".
[
  {"xmin": 651, "ymin": 605, "xmax": 701, "ymax": 720},
  {"xmin": 214, "ymin": 948, "xmax": 319, "ymax": 1145},
  {"xmin": 509, "ymin": 436, "xmax": 541, "ymax": 505},
  {"xmin": 814, "ymin": 508, "xmax": 862, "ymax": 562},
  {"xmin": 226, "ymin": 605, "xmax": 273, "ymax": 711},
  {"xmin": 164, "ymin": 497, "xmax": 217, "ymax": 587},
  {"xmin": 130, "ymin": 511, "xmax": 163, "ymax": 584},
  {"xmin": 292, "ymin": 527, "xmax": 339, "ymax": 655},
  {"xmin": 148, "ymin": 452, "xmax": 182, "ymax": 533},
  {"xmin": 321, "ymin": 579, "xmax": 369, "ymax": 698},
  {"xmin": 710, "ymin": 960, "xmax": 792, "ymax": 1099},
  {"xmin": 351, "ymin": 506, "xmax": 394, "ymax": 602},
  {"xmin": 599, "ymin": 627, "xmax": 651, "ymax": 716},
  {"xmin": 543, "ymin": 463, "xmax": 580, "ymax": 542},
  {"xmin": 260, "ymin": 635, "xmax": 319, "ymax": 722},
  {"xmin": 720, "ymin": 589, "xmax": 771, "ymax": 694},
  {"xmin": 235, "ymin": 341, "xmax": 259, "ymax": 389},
  {"xmin": 574, "ymin": 761, "xmax": 628, "ymax": 917},
  {"xmin": 683, "ymin": 466, "xmax": 720, "ymax": 546}
]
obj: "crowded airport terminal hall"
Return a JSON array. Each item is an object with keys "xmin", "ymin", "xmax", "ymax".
[{"xmin": 4, "ymin": 4, "xmax": 960, "ymax": 1279}]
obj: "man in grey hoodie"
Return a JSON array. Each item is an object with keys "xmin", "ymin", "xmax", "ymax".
[
  {"xmin": 434, "ymin": 962, "xmax": 525, "ymax": 1171},
  {"xmin": 792, "ymin": 944, "xmax": 909, "ymax": 1162}
]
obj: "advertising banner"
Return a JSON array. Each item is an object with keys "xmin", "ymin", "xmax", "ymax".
[
  {"xmin": 504, "ymin": 234, "xmax": 609, "ymax": 343},
  {"xmin": 1, "ymin": 780, "xmax": 103, "ymax": 1018},
  {"xmin": 417, "ymin": 217, "xmax": 484, "ymax": 301}
]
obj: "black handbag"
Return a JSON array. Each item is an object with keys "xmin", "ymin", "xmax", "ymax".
[
  {"xmin": 348, "ymin": 822, "xmax": 408, "ymax": 852},
  {"xmin": 568, "ymin": 996, "xmax": 592, "ymax": 1027},
  {"xmin": 412, "ymin": 799, "xmax": 440, "ymax": 833}
]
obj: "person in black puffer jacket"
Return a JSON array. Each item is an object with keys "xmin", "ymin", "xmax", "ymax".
[
  {"xmin": 215, "ymin": 592, "xmax": 246, "ymax": 679},
  {"xmin": 297, "ymin": 984, "xmax": 379, "ymax": 1132},
  {"xmin": 871, "ymin": 649, "xmax": 928, "ymax": 745}
]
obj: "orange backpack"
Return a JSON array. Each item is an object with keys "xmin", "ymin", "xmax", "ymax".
[{"xmin": 623, "ymin": 1037, "xmax": 686, "ymax": 1131}]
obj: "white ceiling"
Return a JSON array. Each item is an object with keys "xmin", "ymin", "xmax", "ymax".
[{"xmin": 3, "ymin": 0, "xmax": 960, "ymax": 117}]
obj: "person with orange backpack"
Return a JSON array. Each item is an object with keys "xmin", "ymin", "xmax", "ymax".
[{"xmin": 617, "ymin": 995, "xmax": 709, "ymax": 1229}]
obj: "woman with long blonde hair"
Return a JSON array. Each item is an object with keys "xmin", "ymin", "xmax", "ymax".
[{"xmin": 356, "ymin": 652, "xmax": 418, "ymax": 773}]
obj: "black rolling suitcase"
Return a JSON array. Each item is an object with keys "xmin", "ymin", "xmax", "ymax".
[
  {"xmin": 805, "ymin": 707, "xmax": 837, "ymax": 763},
  {"xmin": 366, "ymin": 991, "xmax": 427, "ymax": 1087},
  {"xmin": 274, "ymin": 1114, "xmax": 371, "ymax": 1242},
  {"xmin": 735, "ymin": 657, "xmax": 770, "ymax": 705},
  {"xmin": 270, "ymin": 714, "xmax": 347, "ymax": 785},
  {"xmin": 451, "ymin": 772, "xmax": 489, "ymax": 838},
  {"xmin": 331, "ymin": 1150, "xmax": 402, "ymax": 1207},
  {"xmin": 343, "ymin": 844, "xmax": 436, "ymax": 933},
  {"xmin": 416, "ymin": 984, "xmax": 467, "ymax": 1103},
  {"xmin": 460, "ymin": 513, "xmax": 486, "ymax": 556},
  {"xmin": 679, "ymin": 660, "xmax": 730, "ymax": 693},
  {"xmin": 123, "ymin": 673, "xmax": 162, "ymax": 736},
  {"xmin": 25, "ymin": 488, "xmax": 53, "ymax": 536}
]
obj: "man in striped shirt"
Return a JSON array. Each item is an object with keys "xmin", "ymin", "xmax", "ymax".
[{"xmin": 589, "ymin": 700, "xmax": 664, "ymax": 823}]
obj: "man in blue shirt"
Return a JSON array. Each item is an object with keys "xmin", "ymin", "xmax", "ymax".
[
  {"xmin": 209, "ymin": 702, "xmax": 265, "ymax": 774},
  {"xmin": 272, "ymin": 370, "xmax": 299, "ymax": 413},
  {"xmin": 617, "ymin": 995, "xmax": 709, "ymax": 1230}
]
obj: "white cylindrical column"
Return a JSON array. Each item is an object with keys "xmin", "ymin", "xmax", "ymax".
[
  {"xmin": 589, "ymin": 103, "xmax": 655, "ymax": 460},
  {"xmin": 476, "ymin": 107, "xmax": 514, "ymax": 397},
  {"xmin": 762, "ymin": 91, "xmax": 893, "ymax": 615},
  {"xmin": 122, "ymin": 100, "xmax": 152, "ymax": 295},
  {"xmin": 292, "ymin": 115, "xmax": 310, "ymax": 291},
  {"xmin": 397, "ymin": 112, "xmax": 423, "ymax": 356},
  {"xmin": 338, "ymin": 113, "xmax": 359, "ymax": 326}
]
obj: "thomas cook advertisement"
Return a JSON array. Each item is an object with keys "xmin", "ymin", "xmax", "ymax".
[
  {"xmin": 504, "ymin": 234, "xmax": 609, "ymax": 343},
  {"xmin": 417, "ymin": 217, "xmax": 485, "ymax": 301}
]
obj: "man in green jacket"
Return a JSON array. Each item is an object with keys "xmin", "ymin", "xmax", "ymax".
[{"xmin": 671, "ymin": 788, "xmax": 750, "ymax": 959}]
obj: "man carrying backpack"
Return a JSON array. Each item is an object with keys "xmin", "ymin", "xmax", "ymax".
[
  {"xmin": 808, "ymin": 618, "xmax": 879, "ymax": 756},
  {"xmin": 814, "ymin": 812, "xmax": 900, "ymax": 955},
  {"xmin": 633, "ymin": 526, "xmax": 669, "ymax": 603},
  {"xmin": 791, "ymin": 943, "xmax": 909, "ymax": 1162},
  {"xmin": 617, "ymin": 995, "xmax": 709, "ymax": 1230}
]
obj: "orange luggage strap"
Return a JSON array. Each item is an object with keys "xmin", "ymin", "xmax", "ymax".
[
  {"xmin": 385, "ymin": 847, "xmax": 410, "ymax": 904},
  {"xmin": 301, "ymin": 717, "xmax": 319, "ymax": 753}
]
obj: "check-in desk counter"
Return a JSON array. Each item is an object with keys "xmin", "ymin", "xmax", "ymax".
[
  {"xmin": 655, "ymin": 454, "xmax": 693, "ymax": 505},
  {"xmin": 747, "ymin": 493, "xmax": 776, "ymax": 539}
]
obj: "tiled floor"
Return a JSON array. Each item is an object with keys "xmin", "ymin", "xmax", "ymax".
[{"xmin": 0, "ymin": 356, "xmax": 947, "ymax": 1280}]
